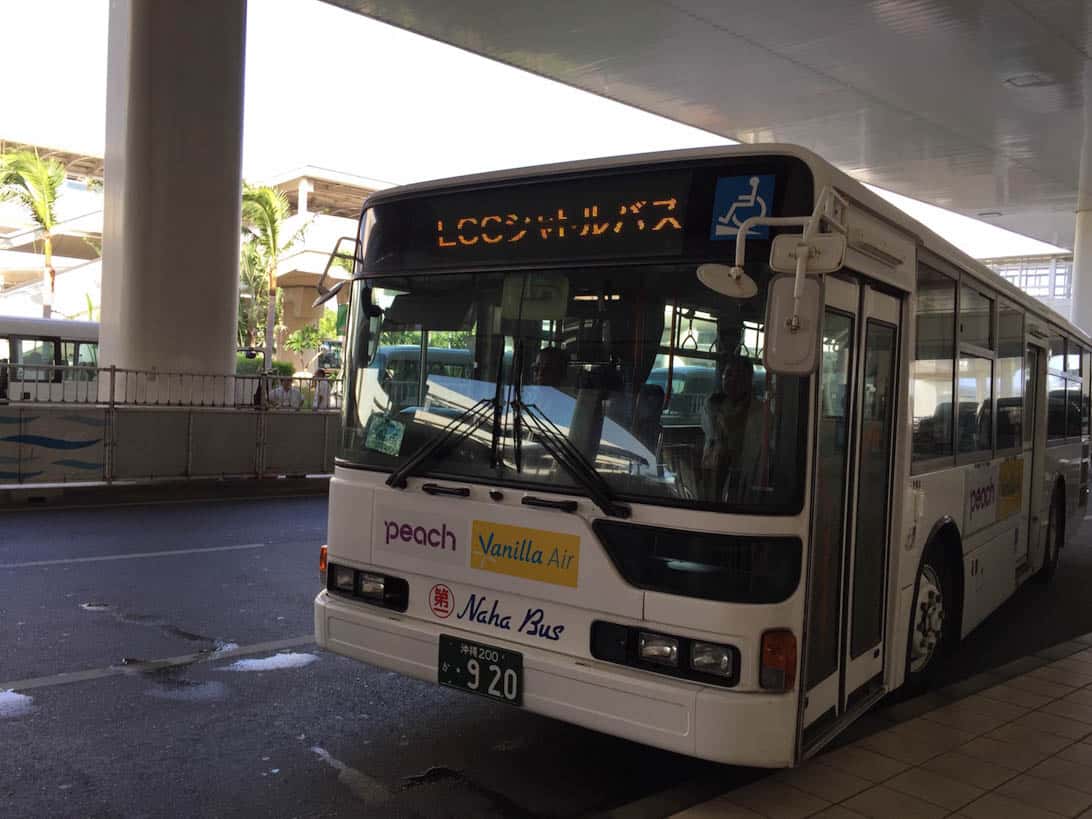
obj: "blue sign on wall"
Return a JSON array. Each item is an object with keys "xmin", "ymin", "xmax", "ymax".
[{"xmin": 709, "ymin": 175, "xmax": 776, "ymax": 240}]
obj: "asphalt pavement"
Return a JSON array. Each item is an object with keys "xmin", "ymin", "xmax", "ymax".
[{"xmin": 2, "ymin": 496, "xmax": 1091, "ymax": 818}]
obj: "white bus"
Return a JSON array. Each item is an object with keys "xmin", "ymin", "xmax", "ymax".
[
  {"xmin": 314, "ymin": 145, "xmax": 1089, "ymax": 767},
  {"xmin": 0, "ymin": 316, "xmax": 99, "ymax": 402}
]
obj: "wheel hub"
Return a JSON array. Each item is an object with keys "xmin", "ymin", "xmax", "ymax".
[{"xmin": 911, "ymin": 566, "xmax": 944, "ymax": 672}]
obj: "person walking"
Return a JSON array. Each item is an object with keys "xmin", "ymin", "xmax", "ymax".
[{"xmin": 313, "ymin": 368, "xmax": 331, "ymax": 410}]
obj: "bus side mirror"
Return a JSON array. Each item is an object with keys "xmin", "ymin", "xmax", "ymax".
[
  {"xmin": 366, "ymin": 303, "xmax": 384, "ymax": 364},
  {"xmin": 764, "ymin": 274, "xmax": 822, "ymax": 375},
  {"xmin": 769, "ymin": 234, "xmax": 846, "ymax": 276}
]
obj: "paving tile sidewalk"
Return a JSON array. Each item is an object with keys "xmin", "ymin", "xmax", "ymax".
[{"xmin": 674, "ymin": 633, "xmax": 1092, "ymax": 818}]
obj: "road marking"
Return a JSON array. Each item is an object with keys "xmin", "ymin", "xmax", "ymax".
[
  {"xmin": 0, "ymin": 635, "xmax": 315, "ymax": 692},
  {"xmin": 0, "ymin": 542, "xmax": 266, "ymax": 569}
]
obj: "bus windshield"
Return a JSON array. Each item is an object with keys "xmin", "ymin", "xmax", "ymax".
[{"xmin": 339, "ymin": 263, "xmax": 808, "ymax": 513}]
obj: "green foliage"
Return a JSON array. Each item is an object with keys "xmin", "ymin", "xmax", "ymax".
[
  {"xmin": 0, "ymin": 149, "xmax": 65, "ymax": 232},
  {"xmin": 285, "ymin": 324, "xmax": 322, "ymax": 355},
  {"xmin": 239, "ymin": 183, "xmax": 309, "ymax": 358},
  {"xmin": 237, "ymin": 236, "xmax": 268, "ymax": 347},
  {"xmin": 380, "ymin": 330, "xmax": 472, "ymax": 349},
  {"xmin": 234, "ymin": 354, "xmax": 295, "ymax": 377},
  {"xmin": 235, "ymin": 352, "xmax": 264, "ymax": 374},
  {"xmin": 241, "ymin": 183, "xmax": 291, "ymax": 263},
  {"xmin": 318, "ymin": 309, "xmax": 340, "ymax": 340}
]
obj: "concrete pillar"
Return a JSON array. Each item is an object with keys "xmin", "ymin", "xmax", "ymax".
[
  {"xmin": 298, "ymin": 178, "xmax": 313, "ymax": 216},
  {"xmin": 1072, "ymin": 67, "xmax": 1092, "ymax": 331},
  {"xmin": 1074, "ymin": 213, "xmax": 1092, "ymax": 330},
  {"xmin": 100, "ymin": 0, "xmax": 247, "ymax": 383}
]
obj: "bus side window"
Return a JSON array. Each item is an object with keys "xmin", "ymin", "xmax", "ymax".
[
  {"xmin": 17, "ymin": 338, "xmax": 57, "ymax": 382},
  {"xmin": 1083, "ymin": 346, "xmax": 1090, "ymax": 437},
  {"xmin": 1048, "ymin": 374, "xmax": 1066, "ymax": 439},
  {"xmin": 0, "ymin": 339, "xmax": 8, "ymax": 396},
  {"xmin": 911, "ymin": 266, "xmax": 956, "ymax": 463},
  {"xmin": 996, "ymin": 302, "xmax": 1023, "ymax": 450},
  {"xmin": 79, "ymin": 342, "xmax": 99, "ymax": 367}
]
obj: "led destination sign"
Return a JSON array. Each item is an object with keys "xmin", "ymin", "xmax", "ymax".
[
  {"xmin": 363, "ymin": 170, "xmax": 693, "ymax": 269},
  {"xmin": 436, "ymin": 197, "xmax": 684, "ymax": 250}
]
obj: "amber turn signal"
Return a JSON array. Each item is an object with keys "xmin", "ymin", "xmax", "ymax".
[{"xmin": 760, "ymin": 629, "xmax": 797, "ymax": 692}]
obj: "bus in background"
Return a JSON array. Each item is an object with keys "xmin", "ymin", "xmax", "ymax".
[
  {"xmin": 0, "ymin": 316, "xmax": 99, "ymax": 402},
  {"xmin": 314, "ymin": 144, "xmax": 1088, "ymax": 767},
  {"xmin": 317, "ymin": 339, "xmax": 343, "ymax": 374},
  {"xmin": 368, "ymin": 345, "xmax": 474, "ymax": 412}
]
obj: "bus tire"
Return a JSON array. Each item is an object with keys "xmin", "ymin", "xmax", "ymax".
[
  {"xmin": 905, "ymin": 540, "xmax": 953, "ymax": 690},
  {"xmin": 1034, "ymin": 486, "xmax": 1064, "ymax": 583}
]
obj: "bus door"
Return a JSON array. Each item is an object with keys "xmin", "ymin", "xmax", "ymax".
[
  {"xmin": 800, "ymin": 276, "xmax": 901, "ymax": 754},
  {"xmin": 1022, "ymin": 342, "xmax": 1047, "ymax": 568}
]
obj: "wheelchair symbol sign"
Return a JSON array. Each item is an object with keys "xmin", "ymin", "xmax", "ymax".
[{"xmin": 710, "ymin": 175, "xmax": 776, "ymax": 240}]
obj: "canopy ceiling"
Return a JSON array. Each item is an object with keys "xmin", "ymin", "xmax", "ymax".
[{"xmin": 325, "ymin": 0, "xmax": 1090, "ymax": 251}]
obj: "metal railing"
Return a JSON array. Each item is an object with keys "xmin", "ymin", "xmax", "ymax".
[{"xmin": 0, "ymin": 363, "xmax": 343, "ymax": 411}]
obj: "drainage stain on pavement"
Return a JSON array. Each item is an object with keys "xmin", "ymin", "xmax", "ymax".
[
  {"xmin": 310, "ymin": 746, "xmax": 389, "ymax": 803},
  {"xmin": 145, "ymin": 679, "xmax": 228, "ymax": 702},
  {"xmin": 79, "ymin": 600, "xmax": 237, "ymax": 652}
]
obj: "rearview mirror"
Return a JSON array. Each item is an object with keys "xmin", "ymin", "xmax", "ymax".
[
  {"xmin": 764, "ymin": 274, "xmax": 822, "ymax": 375},
  {"xmin": 769, "ymin": 233, "xmax": 846, "ymax": 275},
  {"xmin": 367, "ymin": 310, "xmax": 383, "ymax": 364},
  {"xmin": 501, "ymin": 273, "xmax": 570, "ymax": 320}
]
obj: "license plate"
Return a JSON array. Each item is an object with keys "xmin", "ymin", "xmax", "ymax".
[{"xmin": 438, "ymin": 635, "xmax": 522, "ymax": 706}]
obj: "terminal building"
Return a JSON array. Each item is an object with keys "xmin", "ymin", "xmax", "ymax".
[{"xmin": 0, "ymin": 138, "xmax": 389, "ymax": 372}]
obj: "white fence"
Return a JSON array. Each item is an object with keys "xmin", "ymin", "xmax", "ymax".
[
  {"xmin": 0, "ymin": 366, "xmax": 341, "ymax": 486},
  {"xmin": 0, "ymin": 364, "xmax": 342, "ymax": 410}
]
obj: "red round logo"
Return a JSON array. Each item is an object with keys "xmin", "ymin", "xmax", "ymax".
[{"xmin": 429, "ymin": 583, "xmax": 454, "ymax": 619}]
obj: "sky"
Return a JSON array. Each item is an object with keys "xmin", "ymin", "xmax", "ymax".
[{"xmin": 0, "ymin": 0, "xmax": 1068, "ymax": 259}]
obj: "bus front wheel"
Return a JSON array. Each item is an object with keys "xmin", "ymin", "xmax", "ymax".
[
  {"xmin": 906, "ymin": 542, "xmax": 952, "ymax": 688},
  {"xmin": 1034, "ymin": 488, "xmax": 1064, "ymax": 584}
]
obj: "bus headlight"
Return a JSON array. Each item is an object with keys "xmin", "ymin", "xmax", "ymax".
[
  {"xmin": 326, "ymin": 563, "xmax": 409, "ymax": 612},
  {"xmin": 359, "ymin": 572, "xmax": 386, "ymax": 601},
  {"xmin": 638, "ymin": 632, "xmax": 679, "ymax": 667},
  {"xmin": 690, "ymin": 642, "xmax": 734, "ymax": 678},
  {"xmin": 332, "ymin": 564, "xmax": 355, "ymax": 592},
  {"xmin": 591, "ymin": 622, "xmax": 740, "ymax": 687}
]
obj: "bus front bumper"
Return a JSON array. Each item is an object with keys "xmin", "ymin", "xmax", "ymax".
[{"xmin": 314, "ymin": 590, "xmax": 796, "ymax": 767}]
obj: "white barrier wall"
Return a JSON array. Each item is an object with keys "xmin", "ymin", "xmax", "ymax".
[
  {"xmin": 0, "ymin": 405, "xmax": 338, "ymax": 485},
  {"xmin": 0, "ymin": 407, "xmax": 108, "ymax": 483}
]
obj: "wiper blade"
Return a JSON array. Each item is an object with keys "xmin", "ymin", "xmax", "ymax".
[
  {"xmin": 387, "ymin": 398, "xmax": 495, "ymax": 489},
  {"xmin": 513, "ymin": 399, "xmax": 630, "ymax": 519}
]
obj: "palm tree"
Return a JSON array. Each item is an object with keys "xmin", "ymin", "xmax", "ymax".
[
  {"xmin": 241, "ymin": 184, "xmax": 306, "ymax": 367},
  {"xmin": 237, "ymin": 236, "xmax": 268, "ymax": 348},
  {"xmin": 0, "ymin": 149, "xmax": 65, "ymax": 318}
]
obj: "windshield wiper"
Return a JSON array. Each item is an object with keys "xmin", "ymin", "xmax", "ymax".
[
  {"xmin": 386, "ymin": 398, "xmax": 496, "ymax": 489},
  {"xmin": 512, "ymin": 399, "xmax": 631, "ymax": 519}
]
